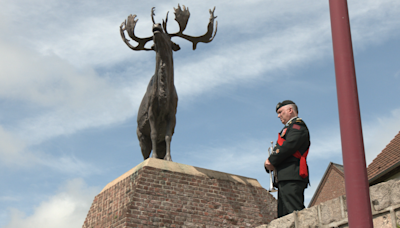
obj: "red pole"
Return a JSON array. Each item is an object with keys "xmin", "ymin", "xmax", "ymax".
[{"xmin": 329, "ymin": 0, "xmax": 373, "ymax": 227}]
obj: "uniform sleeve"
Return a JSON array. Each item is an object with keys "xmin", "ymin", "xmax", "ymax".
[{"xmin": 268, "ymin": 123, "xmax": 307, "ymax": 167}]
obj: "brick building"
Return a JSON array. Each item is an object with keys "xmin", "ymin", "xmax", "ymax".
[
  {"xmin": 307, "ymin": 162, "xmax": 345, "ymax": 207},
  {"xmin": 308, "ymin": 131, "xmax": 400, "ymax": 207}
]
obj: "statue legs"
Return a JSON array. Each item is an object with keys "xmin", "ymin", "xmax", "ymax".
[
  {"xmin": 137, "ymin": 128, "xmax": 152, "ymax": 160},
  {"xmin": 164, "ymin": 115, "xmax": 175, "ymax": 161}
]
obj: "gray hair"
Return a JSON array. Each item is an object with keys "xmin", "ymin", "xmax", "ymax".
[{"xmin": 288, "ymin": 104, "xmax": 298, "ymax": 115}]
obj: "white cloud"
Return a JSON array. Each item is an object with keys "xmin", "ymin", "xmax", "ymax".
[
  {"xmin": 186, "ymin": 138, "xmax": 269, "ymax": 175},
  {"xmin": 1, "ymin": 1, "xmax": 398, "ymax": 113},
  {"xmin": 173, "ymin": 16, "xmax": 333, "ymax": 101},
  {"xmin": 0, "ymin": 35, "xmax": 146, "ymax": 145},
  {"xmin": 1, "ymin": 1, "xmax": 399, "ymax": 225},
  {"xmin": 39, "ymin": 155, "xmax": 101, "ymax": 176},
  {"xmin": 297, "ymin": 106, "xmax": 400, "ymax": 166},
  {"xmin": 0, "ymin": 125, "xmax": 100, "ymax": 175},
  {"xmin": 4, "ymin": 179, "xmax": 99, "ymax": 228},
  {"xmin": 183, "ymin": 104, "xmax": 400, "ymax": 174},
  {"xmin": 284, "ymin": 106, "xmax": 400, "ymax": 167},
  {"xmin": 183, "ymin": 125, "xmax": 342, "ymax": 175},
  {"xmin": 0, "ymin": 19, "xmax": 144, "ymax": 170},
  {"xmin": 0, "ymin": 0, "xmax": 399, "ymax": 170},
  {"xmin": 0, "ymin": 36, "xmax": 141, "ymax": 170},
  {"xmin": 308, "ymin": 129, "xmax": 342, "ymax": 161},
  {"xmin": 0, "ymin": 37, "xmax": 123, "ymax": 107},
  {"xmin": 363, "ymin": 108, "xmax": 400, "ymax": 164},
  {"xmin": 349, "ymin": 0, "xmax": 400, "ymax": 47},
  {"xmin": 172, "ymin": 0, "xmax": 400, "ymax": 103},
  {"xmin": 0, "ymin": 125, "xmax": 33, "ymax": 165}
]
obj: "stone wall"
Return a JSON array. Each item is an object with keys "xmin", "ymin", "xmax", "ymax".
[
  {"xmin": 82, "ymin": 158, "xmax": 277, "ymax": 228},
  {"xmin": 257, "ymin": 178, "xmax": 400, "ymax": 228}
]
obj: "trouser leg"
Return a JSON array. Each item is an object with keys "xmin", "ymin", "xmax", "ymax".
[
  {"xmin": 277, "ymin": 180, "xmax": 307, "ymax": 217},
  {"xmin": 277, "ymin": 185, "xmax": 285, "ymax": 218}
]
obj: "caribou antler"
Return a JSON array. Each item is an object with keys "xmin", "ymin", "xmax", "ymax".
[
  {"xmin": 174, "ymin": 4, "xmax": 190, "ymax": 33},
  {"xmin": 151, "ymin": 7, "xmax": 156, "ymax": 24},
  {"xmin": 162, "ymin": 11, "xmax": 169, "ymax": 34},
  {"xmin": 120, "ymin": 14, "xmax": 153, "ymax": 51},
  {"xmin": 168, "ymin": 4, "xmax": 218, "ymax": 50}
]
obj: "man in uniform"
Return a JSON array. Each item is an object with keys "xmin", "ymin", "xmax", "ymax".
[{"xmin": 264, "ymin": 100, "xmax": 310, "ymax": 218}]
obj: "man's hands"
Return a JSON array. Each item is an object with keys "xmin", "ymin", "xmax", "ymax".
[{"xmin": 264, "ymin": 158, "xmax": 275, "ymax": 171}]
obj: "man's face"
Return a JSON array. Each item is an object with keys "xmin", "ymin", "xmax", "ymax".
[{"xmin": 277, "ymin": 105, "xmax": 293, "ymax": 125}]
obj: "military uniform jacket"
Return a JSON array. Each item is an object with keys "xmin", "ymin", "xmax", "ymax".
[{"xmin": 269, "ymin": 117, "xmax": 310, "ymax": 184}]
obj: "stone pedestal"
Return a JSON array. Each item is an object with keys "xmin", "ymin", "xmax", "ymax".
[{"xmin": 82, "ymin": 158, "xmax": 277, "ymax": 228}]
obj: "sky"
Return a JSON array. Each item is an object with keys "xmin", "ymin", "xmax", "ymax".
[{"xmin": 1, "ymin": 0, "xmax": 400, "ymax": 227}]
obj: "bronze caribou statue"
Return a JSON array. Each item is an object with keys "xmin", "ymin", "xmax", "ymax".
[{"xmin": 120, "ymin": 5, "xmax": 217, "ymax": 161}]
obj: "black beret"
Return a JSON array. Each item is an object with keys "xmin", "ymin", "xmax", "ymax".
[{"xmin": 276, "ymin": 100, "xmax": 296, "ymax": 112}]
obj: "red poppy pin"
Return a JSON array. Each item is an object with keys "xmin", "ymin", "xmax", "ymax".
[{"xmin": 281, "ymin": 128, "xmax": 287, "ymax": 137}]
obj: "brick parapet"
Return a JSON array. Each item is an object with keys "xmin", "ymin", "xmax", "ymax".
[{"xmin": 83, "ymin": 159, "xmax": 277, "ymax": 228}]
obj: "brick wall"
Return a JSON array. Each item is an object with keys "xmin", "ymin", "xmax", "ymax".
[
  {"xmin": 82, "ymin": 159, "xmax": 277, "ymax": 228},
  {"xmin": 312, "ymin": 166, "xmax": 346, "ymax": 206}
]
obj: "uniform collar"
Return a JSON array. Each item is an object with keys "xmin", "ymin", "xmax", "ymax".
[{"xmin": 285, "ymin": 116, "xmax": 298, "ymax": 126}]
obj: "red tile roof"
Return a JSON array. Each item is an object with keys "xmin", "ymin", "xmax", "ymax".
[{"xmin": 367, "ymin": 131, "xmax": 400, "ymax": 180}]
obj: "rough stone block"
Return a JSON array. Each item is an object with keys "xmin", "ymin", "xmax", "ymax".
[
  {"xmin": 396, "ymin": 209, "xmax": 400, "ymax": 227},
  {"xmin": 341, "ymin": 195, "xmax": 347, "ymax": 218},
  {"xmin": 297, "ymin": 207, "xmax": 319, "ymax": 228},
  {"xmin": 320, "ymin": 197, "xmax": 343, "ymax": 225},
  {"xmin": 391, "ymin": 179, "xmax": 400, "ymax": 205},
  {"xmin": 267, "ymin": 213, "xmax": 295, "ymax": 228},
  {"xmin": 370, "ymin": 181, "xmax": 392, "ymax": 211},
  {"xmin": 372, "ymin": 213, "xmax": 392, "ymax": 228},
  {"xmin": 260, "ymin": 179, "xmax": 400, "ymax": 228}
]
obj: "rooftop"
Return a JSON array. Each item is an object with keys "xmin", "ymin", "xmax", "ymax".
[{"xmin": 367, "ymin": 131, "xmax": 400, "ymax": 181}]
